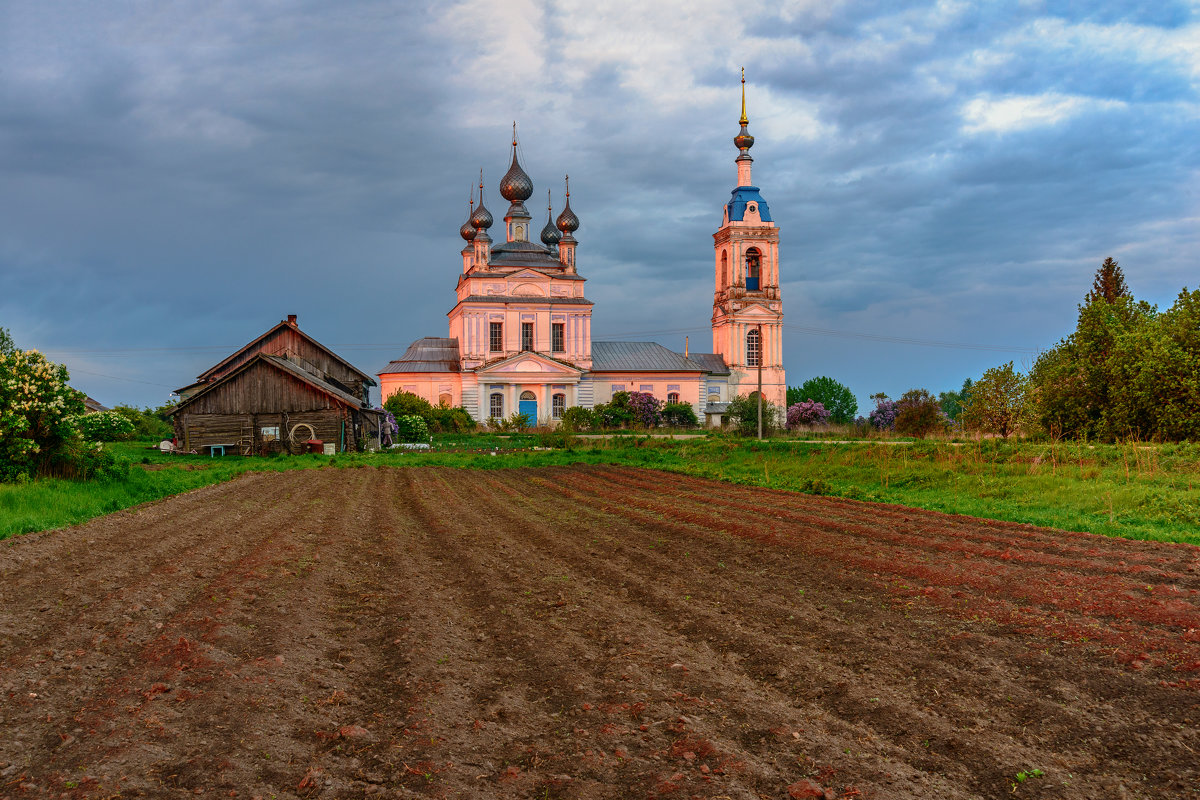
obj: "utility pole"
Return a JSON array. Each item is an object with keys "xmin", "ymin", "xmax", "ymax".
[{"xmin": 756, "ymin": 323, "xmax": 763, "ymax": 440}]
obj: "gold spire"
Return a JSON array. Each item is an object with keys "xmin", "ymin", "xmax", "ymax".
[
  {"xmin": 565, "ymin": 174, "xmax": 570, "ymax": 198},
  {"xmin": 512, "ymin": 120, "xmax": 517, "ymax": 148},
  {"xmin": 739, "ymin": 67, "xmax": 749, "ymax": 126}
]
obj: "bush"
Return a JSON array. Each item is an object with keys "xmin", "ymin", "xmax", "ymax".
[
  {"xmin": 0, "ymin": 328, "xmax": 88, "ymax": 482},
  {"xmin": 594, "ymin": 391, "xmax": 636, "ymax": 429},
  {"xmin": 110, "ymin": 404, "xmax": 174, "ymax": 440},
  {"xmin": 627, "ymin": 391, "xmax": 663, "ymax": 428},
  {"xmin": 559, "ymin": 406, "xmax": 598, "ymax": 432},
  {"xmin": 867, "ymin": 395, "xmax": 897, "ymax": 431},
  {"xmin": 395, "ymin": 415, "xmax": 429, "ymax": 443},
  {"xmin": 43, "ymin": 439, "xmax": 129, "ymax": 481},
  {"xmin": 383, "ymin": 391, "xmax": 434, "ymax": 420},
  {"xmin": 894, "ymin": 389, "xmax": 950, "ymax": 439},
  {"xmin": 661, "ymin": 401, "xmax": 698, "ymax": 429},
  {"xmin": 76, "ymin": 411, "xmax": 135, "ymax": 442},
  {"xmin": 726, "ymin": 393, "xmax": 780, "ymax": 436},
  {"xmin": 430, "ymin": 405, "xmax": 476, "ymax": 433},
  {"xmin": 786, "ymin": 400, "xmax": 831, "ymax": 430}
]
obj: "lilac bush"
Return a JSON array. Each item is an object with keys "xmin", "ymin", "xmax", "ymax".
[
  {"xmin": 627, "ymin": 391, "xmax": 663, "ymax": 428},
  {"xmin": 868, "ymin": 396, "xmax": 897, "ymax": 431},
  {"xmin": 786, "ymin": 400, "xmax": 831, "ymax": 429}
]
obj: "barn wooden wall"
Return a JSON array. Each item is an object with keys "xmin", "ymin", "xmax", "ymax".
[{"xmin": 209, "ymin": 327, "xmax": 369, "ymax": 401}]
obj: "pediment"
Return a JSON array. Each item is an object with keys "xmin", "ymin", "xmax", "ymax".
[
  {"xmin": 506, "ymin": 269, "xmax": 548, "ymax": 282},
  {"xmin": 735, "ymin": 302, "xmax": 779, "ymax": 317},
  {"xmin": 476, "ymin": 352, "xmax": 582, "ymax": 377}
]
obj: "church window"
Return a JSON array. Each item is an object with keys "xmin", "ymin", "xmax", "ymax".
[
  {"xmin": 552, "ymin": 323, "xmax": 565, "ymax": 352},
  {"xmin": 720, "ymin": 251, "xmax": 728, "ymax": 289},
  {"xmin": 521, "ymin": 322, "xmax": 534, "ymax": 351},
  {"xmin": 667, "ymin": 392, "xmax": 680, "ymax": 404},
  {"xmin": 552, "ymin": 393, "xmax": 566, "ymax": 418},
  {"xmin": 490, "ymin": 322, "xmax": 503, "ymax": 352},
  {"xmin": 610, "ymin": 384, "xmax": 623, "ymax": 394},
  {"xmin": 708, "ymin": 392, "xmax": 720, "ymax": 404},
  {"xmin": 520, "ymin": 390, "xmax": 536, "ymax": 400},
  {"xmin": 640, "ymin": 385, "xmax": 653, "ymax": 393},
  {"xmin": 746, "ymin": 328, "xmax": 762, "ymax": 367},
  {"xmin": 490, "ymin": 393, "xmax": 503, "ymax": 418},
  {"xmin": 438, "ymin": 393, "xmax": 452, "ymax": 407},
  {"xmin": 746, "ymin": 248, "xmax": 761, "ymax": 291}
]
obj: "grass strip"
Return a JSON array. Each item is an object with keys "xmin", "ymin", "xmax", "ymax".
[{"xmin": 1, "ymin": 437, "xmax": 1197, "ymax": 545}]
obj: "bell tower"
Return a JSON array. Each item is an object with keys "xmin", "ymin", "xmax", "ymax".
[{"xmin": 711, "ymin": 70, "xmax": 786, "ymax": 412}]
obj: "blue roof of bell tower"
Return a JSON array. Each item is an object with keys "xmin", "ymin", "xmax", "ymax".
[{"xmin": 726, "ymin": 186, "xmax": 771, "ymax": 222}]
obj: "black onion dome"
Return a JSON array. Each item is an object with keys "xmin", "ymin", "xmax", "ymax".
[
  {"xmin": 734, "ymin": 124, "xmax": 754, "ymax": 152},
  {"xmin": 460, "ymin": 217, "xmax": 477, "ymax": 241},
  {"xmin": 540, "ymin": 215, "xmax": 561, "ymax": 245},
  {"xmin": 470, "ymin": 201, "xmax": 493, "ymax": 230},
  {"xmin": 499, "ymin": 151, "xmax": 534, "ymax": 202},
  {"xmin": 556, "ymin": 198, "xmax": 579, "ymax": 233}
]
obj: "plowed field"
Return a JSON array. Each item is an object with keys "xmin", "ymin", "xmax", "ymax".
[{"xmin": 1, "ymin": 465, "xmax": 1198, "ymax": 799}]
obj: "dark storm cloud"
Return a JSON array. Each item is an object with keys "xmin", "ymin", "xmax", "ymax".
[{"xmin": 1, "ymin": 0, "xmax": 1196, "ymax": 410}]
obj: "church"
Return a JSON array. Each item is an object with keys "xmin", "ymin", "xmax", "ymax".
[{"xmin": 378, "ymin": 81, "xmax": 785, "ymax": 426}]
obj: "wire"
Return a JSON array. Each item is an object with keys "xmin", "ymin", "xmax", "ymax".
[{"xmin": 64, "ymin": 366, "xmax": 178, "ymax": 388}]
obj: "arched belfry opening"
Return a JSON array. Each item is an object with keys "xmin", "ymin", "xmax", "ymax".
[{"xmin": 745, "ymin": 248, "xmax": 761, "ymax": 291}]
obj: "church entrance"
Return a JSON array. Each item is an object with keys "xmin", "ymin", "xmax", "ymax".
[{"xmin": 519, "ymin": 390, "xmax": 537, "ymax": 424}]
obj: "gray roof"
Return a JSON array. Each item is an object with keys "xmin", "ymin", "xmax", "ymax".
[
  {"xmin": 590, "ymin": 341, "xmax": 712, "ymax": 373},
  {"xmin": 457, "ymin": 295, "xmax": 593, "ymax": 306},
  {"xmin": 704, "ymin": 402, "xmax": 730, "ymax": 414},
  {"xmin": 379, "ymin": 337, "xmax": 461, "ymax": 374},
  {"xmin": 686, "ymin": 352, "xmax": 731, "ymax": 375},
  {"xmin": 466, "ymin": 267, "xmax": 585, "ymax": 281}
]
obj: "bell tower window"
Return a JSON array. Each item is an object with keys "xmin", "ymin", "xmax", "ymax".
[
  {"xmin": 746, "ymin": 328, "xmax": 762, "ymax": 367},
  {"xmin": 746, "ymin": 248, "xmax": 761, "ymax": 291}
]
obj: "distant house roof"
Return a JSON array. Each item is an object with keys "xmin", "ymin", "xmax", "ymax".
[
  {"xmin": 196, "ymin": 318, "xmax": 375, "ymax": 386},
  {"xmin": 170, "ymin": 353, "xmax": 372, "ymax": 414},
  {"xmin": 685, "ymin": 352, "xmax": 730, "ymax": 376},
  {"xmin": 83, "ymin": 397, "xmax": 109, "ymax": 413},
  {"xmin": 379, "ymin": 337, "xmax": 461, "ymax": 374},
  {"xmin": 591, "ymin": 341, "xmax": 711, "ymax": 372}
]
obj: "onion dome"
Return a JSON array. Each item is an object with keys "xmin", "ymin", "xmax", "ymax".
[
  {"xmin": 460, "ymin": 195, "xmax": 477, "ymax": 242},
  {"xmin": 470, "ymin": 171, "xmax": 493, "ymax": 230},
  {"xmin": 499, "ymin": 128, "xmax": 534, "ymax": 203},
  {"xmin": 555, "ymin": 175, "xmax": 580, "ymax": 234},
  {"xmin": 540, "ymin": 190, "xmax": 561, "ymax": 246},
  {"xmin": 734, "ymin": 69, "xmax": 754, "ymax": 154}
]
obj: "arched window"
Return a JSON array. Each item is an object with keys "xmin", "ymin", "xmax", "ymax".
[
  {"xmin": 438, "ymin": 393, "xmax": 452, "ymax": 407},
  {"xmin": 552, "ymin": 393, "xmax": 566, "ymax": 418},
  {"xmin": 667, "ymin": 392, "xmax": 680, "ymax": 404},
  {"xmin": 746, "ymin": 248, "xmax": 761, "ymax": 291},
  {"xmin": 746, "ymin": 328, "xmax": 762, "ymax": 367},
  {"xmin": 490, "ymin": 393, "xmax": 503, "ymax": 419},
  {"xmin": 708, "ymin": 392, "xmax": 720, "ymax": 404},
  {"xmin": 720, "ymin": 251, "xmax": 728, "ymax": 289}
]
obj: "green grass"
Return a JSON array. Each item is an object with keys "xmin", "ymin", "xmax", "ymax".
[{"xmin": 2, "ymin": 436, "xmax": 1198, "ymax": 545}]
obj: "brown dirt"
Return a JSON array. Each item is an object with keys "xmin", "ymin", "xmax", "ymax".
[{"xmin": 1, "ymin": 464, "xmax": 1198, "ymax": 799}]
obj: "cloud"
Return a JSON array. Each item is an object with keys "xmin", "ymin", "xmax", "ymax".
[{"xmin": 960, "ymin": 93, "xmax": 1127, "ymax": 134}]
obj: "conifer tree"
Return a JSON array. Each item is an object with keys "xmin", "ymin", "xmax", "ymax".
[{"xmin": 1087, "ymin": 257, "xmax": 1129, "ymax": 304}]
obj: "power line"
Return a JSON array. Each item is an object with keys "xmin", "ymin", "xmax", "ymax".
[{"xmin": 65, "ymin": 367, "xmax": 178, "ymax": 389}]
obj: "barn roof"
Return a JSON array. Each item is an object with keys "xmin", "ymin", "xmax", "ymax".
[
  {"xmin": 378, "ymin": 337, "xmax": 461, "ymax": 374},
  {"xmin": 196, "ymin": 318, "xmax": 375, "ymax": 385},
  {"xmin": 590, "ymin": 341, "xmax": 713, "ymax": 372},
  {"xmin": 170, "ymin": 352, "xmax": 370, "ymax": 414}
]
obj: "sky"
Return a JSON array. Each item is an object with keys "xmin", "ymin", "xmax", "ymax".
[{"xmin": 2, "ymin": 0, "xmax": 1197, "ymax": 415}]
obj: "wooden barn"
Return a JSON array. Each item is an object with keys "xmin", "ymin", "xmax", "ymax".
[{"xmin": 170, "ymin": 315, "xmax": 384, "ymax": 454}]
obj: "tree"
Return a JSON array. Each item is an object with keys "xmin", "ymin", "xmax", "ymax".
[
  {"xmin": 77, "ymin": 411, "xmax": 136, "ymax": 442},
  {"xmin": 788, "ymin": 376, "xmax": 857, "ymax": 424},
  {"xmin": 559, "ymin": 406, "xmax": 598, "ymax": 432},
  {"xmin": 938, "ymin": 378, "xmax": 973, "ymax": 421},
  {"xmin": 725, "ymin": 393, "xmax": 780, "ymax": 436},
  {"xmin": 383, "ymin": 391, "xmax": 434, "ymax": 420},
  {"xmin": 1087, "ymin": 256, "xmax": 1129, "ymax": 304},
  {"xmin": 593, "ymin": 391, "xmax": 636, "ymax": 429},
  {"xmin": 894, "ymin": 389, "xmax": 948, "ymax": 438},
  {"xmin": 961, "ymin": 362, "xmax": 1028, "ymax": 438},
  {"xmin": 626, "ymin": 391, "xmax": 663, "ymax": 428},
  {"xmin": 0, "ymin": 328, "xmax": 87, "ymax": 481}
]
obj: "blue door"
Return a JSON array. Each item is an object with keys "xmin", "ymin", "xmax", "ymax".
[{"xmin": 519, "ymin": 399, "xmax": 537, "ymax": 424}]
